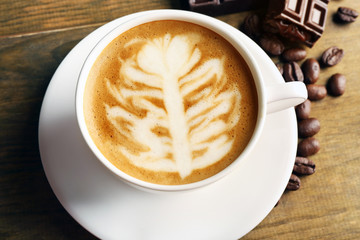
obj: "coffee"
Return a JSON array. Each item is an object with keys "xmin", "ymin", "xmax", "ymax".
[{"xmin": 83, "ymin": 20, "xmax": 258, "ymax": 185}]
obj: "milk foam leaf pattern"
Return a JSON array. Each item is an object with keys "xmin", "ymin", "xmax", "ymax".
[{"xmin": 106, "ymin": 33, "xmax": 241, "ymax": 178}]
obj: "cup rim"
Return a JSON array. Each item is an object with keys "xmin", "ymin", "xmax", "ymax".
[{"xmin": 75, "ymin": 9, "xmax": 266, "ymax": 192}]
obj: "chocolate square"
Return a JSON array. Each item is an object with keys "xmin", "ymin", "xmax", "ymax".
[
  {"xmin": 304, "ymin": 0, "xmax": 328, "ymax": 33},
  {"xmin": 264, "ymin": 0, "xmax": 329, "ymax": 47}
]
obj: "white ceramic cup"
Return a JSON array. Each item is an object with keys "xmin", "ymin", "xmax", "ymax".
[{"xmin": 76, "ymin": 10, "xmax": 307, "ymax": 193}]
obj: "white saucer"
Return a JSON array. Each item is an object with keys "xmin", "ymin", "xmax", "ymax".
[{"xmin": 39, "ymin": 11, "xmax": 297, "ymax": 240}]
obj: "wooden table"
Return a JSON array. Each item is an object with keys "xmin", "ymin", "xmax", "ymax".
[{"xmin": 1, "ymin": 0, "xmax": 359, "ymax": 239}]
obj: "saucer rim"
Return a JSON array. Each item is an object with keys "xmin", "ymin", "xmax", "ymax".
[{"xmin": 39, "ymin": 10, "xmax": 297, "ymax": 240}]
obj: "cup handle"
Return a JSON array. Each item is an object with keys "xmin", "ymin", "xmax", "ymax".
[{"xmin": 266, "ymin": 82, "xmax": 308, "ymax": 114}]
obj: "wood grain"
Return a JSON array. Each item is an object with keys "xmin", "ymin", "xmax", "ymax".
[
  {"xmin": 0, "ymin": 0, "xmax": 359, "ymax": 239},
  {"xmin": 0, "ymin": 0, "xmax": 182, "ymax": 37},
  {"xmin": 0, "ymin": 26, "xmax": 99, "ymax": 239}
]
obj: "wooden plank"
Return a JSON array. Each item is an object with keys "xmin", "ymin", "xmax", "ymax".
[
  {"xmin": 0, "ymin": 0, "xmax": 182, "ymax": 37},
  {"xmin": 0, "ymin": 26, "xmax": 99, "ymax": 239},
  {"xmin": 0, "ymin": 0, "xmax": 359, "ymax": 239}
]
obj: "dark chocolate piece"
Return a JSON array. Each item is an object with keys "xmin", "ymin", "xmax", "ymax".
[
  {"xmin": 264, "ymin": 0, "xmax": 329, "ymax": 47},
  {"xmin": 186, "ymin": 0, "xmax": 268, "ymax": 16}
]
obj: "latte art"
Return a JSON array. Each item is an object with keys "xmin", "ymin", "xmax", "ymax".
[
  {"xmin": 105, "ymin": 33, "xmax": 241, "ymax": 178},
  {"xmin": 84, "ymin": 21, "xmax": 258, "ymax": 185}
]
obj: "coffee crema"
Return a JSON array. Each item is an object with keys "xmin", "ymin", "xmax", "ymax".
[{"xmin": 84, "ymin": 20, "xmax": 258, "ymax": 185}]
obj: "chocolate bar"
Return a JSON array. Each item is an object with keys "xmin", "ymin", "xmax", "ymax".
[
  {"xmin": 264, "ymin": 0, "xmax": 329, "ymax": 47},
  {"xmin": 186, "ymin": 0, "xmax": 268, "ymax": 16}
]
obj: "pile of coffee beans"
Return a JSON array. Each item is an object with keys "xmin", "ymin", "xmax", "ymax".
[{"xmin": 240, "ymin": 5, "xmax": 357, "ymax": 192}]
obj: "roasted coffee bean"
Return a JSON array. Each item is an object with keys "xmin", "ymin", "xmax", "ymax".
[
  {"xmin": 283, "ymin": 62, "xmax": 304, "ymax": 82},
  {"xmin": 336, "ymin": 7, "xmax": 359, "ymax": 23},
  {"xmin": 295, "ymin": 99, "xmax": 311, "ymax": 120},
  {"xmin": 298, "ymin": 118, "xmax": 320, "ymax": 138},
  {"xmin": 283, "ymin": 63, "xmax": 292, "ymax": 81},
  {"xmin": 241, "ymin": 14, "xmax": 262, "ymax": 40},
  {"xmin": 286, "ymin": 174, "xmax": 301, "ymax": 191},
  {"xmin": 297, "ymin": 137, "xmax": 320, "ymax": 157},
  {"xmin": 276, "ymin": 63, "xmax": 283, "ymax": 75},
  {"xmin": 327, "ymin": 73, "xmax": 346, "ymax": 96},
  {"xmin": 294, "ymin": 157, "xmax": 315, "ymax": 175},
  {"xmin": 307, "ymin": 84, "xmax": 327, "ymax": 101},
  {"xmin": 302, "ymin": 58, "xmax": 320, "ymax": 84},
  {"xmin": 259, "ymin": 34, "xmax": 285, "ymax": 56},
  {"xmin": 321, "ymin": 46, "xmax": 344, "ymax": 66},
  {"xmin": 290, "ymin": 62, "xmax": 304, "ymax": 82},
  {"xmin": 281, "ymin": 47, "xmax": 307, "ymax": 62}
]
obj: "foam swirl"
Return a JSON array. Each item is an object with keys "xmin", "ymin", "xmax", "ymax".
[{"xmin": 105, "ymin": 33, "xmax": 241, "ymax": 178}]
